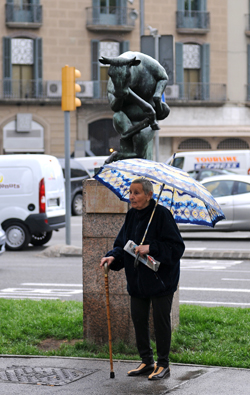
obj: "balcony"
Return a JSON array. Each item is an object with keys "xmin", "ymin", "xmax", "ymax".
[
  {"xmin": 164, "ymin": 83, "xmax": 226, "ymax": 105},
  {"xmin": 176, "ymin": 11, "xmax": 210, "ymax": 34},
  {"xmin": 5, "ymin": 3, "xmax": 42, "ymax": 29},
  {"xmin": 1, "ymin": 79, "xmax": 45, "ymax": 101},
  {"xmin": 0, "ymin": 79, "xmax": 98, "ymax": 102},
  {"xmin": 86, "ymin": 6, "xmax": 136, "ymax": 32},
  {"xmin": 0, "ymin": 80, "xmax": 227, "ymax": 106},
  {"xmin": 79, "ymin": 81, "xmax": 227, "ymax": 104}
]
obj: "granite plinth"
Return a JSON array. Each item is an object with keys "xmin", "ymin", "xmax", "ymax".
[{"xmin": 82, "ymin": 179, "xmax": 179, "ymax": 346}]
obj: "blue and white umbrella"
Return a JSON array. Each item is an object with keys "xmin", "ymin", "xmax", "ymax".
[{"xmin": 94, "ymin": 158, "xmax": 225, "ymax": 227}]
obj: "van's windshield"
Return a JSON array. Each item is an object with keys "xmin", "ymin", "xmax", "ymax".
[{"xmin": 172, "ymin": 157, "xmax": 184, "ymax": 169}]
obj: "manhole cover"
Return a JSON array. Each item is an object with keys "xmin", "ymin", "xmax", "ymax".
[{"xmin": 0, "ymin": 365, "xmax": 97, "ymax": 386}]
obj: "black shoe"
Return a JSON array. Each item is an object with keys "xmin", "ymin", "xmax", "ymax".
[
  {"xmin": 148, "ymin": 366, "xmax": 170, "ymax": 380},
  {"xmin": 127, "ymin": 362, "xmax": 155, "ymax": 376}
]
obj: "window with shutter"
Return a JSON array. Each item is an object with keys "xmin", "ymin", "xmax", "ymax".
[
  {"xmin": 141, "ymin": 36, "xmax": 174, "ymax": 86},
  {"xmin": 2, "ymin": 36, "xmax": 43, "ymax": 99},
  {"xmin": 183, "ymin": 44, "xmax": 200, "ymax": 99},
  {"xmin": 175, "ymin": 42, "xmax": 210, "ymax": 100},
  {"xmin": 91, "ymin": 39, "xmax": 129, "ymax": 98}
]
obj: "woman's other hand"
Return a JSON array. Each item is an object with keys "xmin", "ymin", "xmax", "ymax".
[
  {"xmin": 135, "ymin": 245, "xmax": 150, "ymax": 257},
  {"xmin": 100, "ymin": 256, "xmax": 115, "ymax": 268}
]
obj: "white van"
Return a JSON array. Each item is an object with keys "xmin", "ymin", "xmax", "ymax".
[
  {"xmin": 0, "ymin": 154, "xmax": 65, "ymax": 250},
  {"xmin": 166, "ymin": 150, "xmax": 250, "ymax": 175},
  {"xmin": 74, "ymin": 156, "xmax": 108, "ymax": 177}
]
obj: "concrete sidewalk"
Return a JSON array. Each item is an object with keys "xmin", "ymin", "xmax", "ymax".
[{"xmin": 0, "ymin": 355, "xmax": 249, "ymax": 395}]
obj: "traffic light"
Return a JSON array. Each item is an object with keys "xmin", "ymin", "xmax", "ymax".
[{"xmin": 61, "ymin": 65, "xmax": 82, "ymax": 111}]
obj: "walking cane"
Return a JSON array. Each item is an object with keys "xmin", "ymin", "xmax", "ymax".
[{"xmin": 104, "ymin": 262, "xmax": 115, "ymax": 378}]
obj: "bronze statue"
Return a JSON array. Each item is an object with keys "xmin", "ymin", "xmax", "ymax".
[{"xmin": 99, "ymin": 51, "xmax": 170, "ymax": 163}]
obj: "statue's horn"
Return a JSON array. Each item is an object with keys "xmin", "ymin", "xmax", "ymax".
[
  {"xmin": 129, "ymin": 57, "xmax": 141, "ymax": 67},
  {"xmin": 99, "ymin": 56, "xmax": 112, "ymax": 65}
]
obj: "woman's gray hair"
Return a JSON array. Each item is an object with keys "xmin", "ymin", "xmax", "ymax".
[{"xmin": 131, "ymin": 178, "xmax": 154, "ymax": 195}]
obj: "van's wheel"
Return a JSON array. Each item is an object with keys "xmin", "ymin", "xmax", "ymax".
[
  {"xmin": 3, "ymin": 221, "xmax": 31, "ymax": 251},
  {"xmin": 72, "ymin": 193, "xmax": 82, "ymax": 216},
  {"xmin": 31, "ymin": 231, "xmax": 53, "ymax": 246}
]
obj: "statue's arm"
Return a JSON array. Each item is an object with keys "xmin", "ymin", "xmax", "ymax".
[
  {"xmin": 128, "ymin": 88, "xmax": 155, "ymax": 119},
  {"xmin": 106, "ymin": 79, "xmax": 125, "ymax": 112},
  {"xmin": 152, "ymin": 79, "xmax": 170, "ymax": 120},
  {"xmin": 108, "ymin": 92, "xmax": 124, "ymax": 112},
  {"xmin": 153, "ymin": 79, "xmax": 168, "ymax": 101}
]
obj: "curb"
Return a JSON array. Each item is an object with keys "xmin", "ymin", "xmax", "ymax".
[
  {"xmin": 36, "ymin": 245, "xmax": 250, "ymax": 261},
  {"xmin": 0, "ymin": 355, "xmax": 249, "ymax": 372},
  {"xmin": 36, "ymin": 244, "xmax": 82, "ymax": 258},
  {"xmin": 183, "ymin": 250, "xmax": 250, "ymax": 260}
]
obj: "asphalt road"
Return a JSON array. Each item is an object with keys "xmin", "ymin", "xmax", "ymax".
[
  {"xmin": 0, "ymin": 252, "xmax": 83, "ymax": 301},
  {"xmin": 0, "ymin": 216, "xmax": 250, "ymax": 306},
  {"xmin": 180, "ymin": 258, "xmax": 250, "ymax": 308}
]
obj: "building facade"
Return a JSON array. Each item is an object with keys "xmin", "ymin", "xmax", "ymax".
[{"xmin": 0, "ymin": 0, "xmax": 250, "ymax": 161}]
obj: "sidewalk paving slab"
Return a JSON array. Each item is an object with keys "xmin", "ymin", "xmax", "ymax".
[{"xmin": 0, "ymin": 356, "xmax": 249, "ymax": 395}]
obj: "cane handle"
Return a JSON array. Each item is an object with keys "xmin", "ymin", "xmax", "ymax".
[{"xmin": 104, "ymin": 262, "xmax": 109, "ymax": 276}]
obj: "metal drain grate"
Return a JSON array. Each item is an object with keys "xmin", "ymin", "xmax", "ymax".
[{"xmin": 0, "ymin": 365, "xmax": 97, "ymax": 386}]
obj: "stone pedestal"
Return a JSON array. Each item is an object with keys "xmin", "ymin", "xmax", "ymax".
[{"xmin": 82, "ymin": 179, "xmax": 179, "ymax": 345}]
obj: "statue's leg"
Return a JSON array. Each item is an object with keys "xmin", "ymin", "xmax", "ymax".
[
  {"xmin": 132, "ymin": 126, "xmax": 155, "ymax": 159},
  {"xmin": 113, "ymin": 111, "xmax": 132, "ymax": 135},
  {"xmin": 112, "ymin": 110, "xmax": 155, "ymax": 161},
  {"xmin": 112, "ymin": 111, "xmax": 137, "ymax": 160},
  {"xmin": 154, "ymin": 101, "xmax": 170, "ymax": 120}
]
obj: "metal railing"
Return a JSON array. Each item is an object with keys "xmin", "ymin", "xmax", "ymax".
[
  {"xmin": 95, "ymin": 81, "xmax": 227, "ymax": 102},
  {"xmin": 176, "ymin": 11, "xmax": 210, "ymax": 30},
  {"xmin": 85, "ymin": 81, "xmax": 227, "ymax": 102},
  {"xmin": 86, "ymin": 6, "xmax": 136, "ymax": 28},
  {"xmin": 1, "ymin": 80, "xmax": 50, "ymax": 100},
  {"xmin": 0, "ymin": 80, "xmax": 227, "ymax": 103},
  {"xmin": 165, "ymin": 83, "xmax": 226, "ymax": 102},
  {"xmin": 5, "ymin": 3, "xmax": 42, "ymax": 24}
]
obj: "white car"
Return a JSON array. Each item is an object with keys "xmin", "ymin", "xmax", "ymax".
[
  {"xmin": 0, "ymin": 224, "xmax": 6, "ymax": 255},
  {"xmin": 178, "ymin": 174, "xmax": 250, "ymax": 232}
]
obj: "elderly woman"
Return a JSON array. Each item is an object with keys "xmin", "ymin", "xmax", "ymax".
[{"xmin": 100, "ymin": 178, "xmax": 185, "ymax": 381}]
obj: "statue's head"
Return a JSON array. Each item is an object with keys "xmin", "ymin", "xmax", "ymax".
[{"xmin": 99, "ymin": 56, "xmax": 141, "ymax": 98}]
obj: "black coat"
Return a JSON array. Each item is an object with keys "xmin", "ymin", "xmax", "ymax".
[{"xmin": 107, "ymin": 199, "xmax": 185, "ymax": 298}]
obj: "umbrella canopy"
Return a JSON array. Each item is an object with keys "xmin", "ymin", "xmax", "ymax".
[{"xmin": 94, "ymin": 158, "xmax": 225, "ymax": 227}]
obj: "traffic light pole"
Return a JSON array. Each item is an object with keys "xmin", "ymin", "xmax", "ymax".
[
  {"xmin": 61, "ymin": 64, "xmax": 82, "ymax": 245},
  {"xmin": 64, "ymin": 111, "xmax": 71, "ymax": 245}
]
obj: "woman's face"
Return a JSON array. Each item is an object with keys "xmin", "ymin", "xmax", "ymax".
[{"xmin": 129, "ymin": 183, "xmax": 152, "ymax": 210}]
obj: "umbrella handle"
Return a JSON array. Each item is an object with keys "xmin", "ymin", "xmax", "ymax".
[
  {"xmin": 135, "ymin": 153, "xmax": 176, "ymax": 261},
  {"xmin": 134, "ymin": 252, "xmax": 140, "ymax": 268}
]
